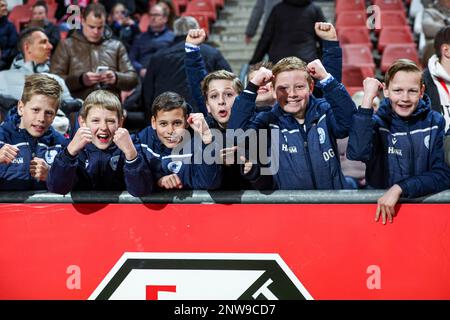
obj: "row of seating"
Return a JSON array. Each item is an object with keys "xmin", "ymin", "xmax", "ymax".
[
  {"xmin": 336, "ymin": 0, "xmax": 420, "ymax": 95},
  {"xmin": 8, "ymin": 0, "xmax": 58, "ymax": 32}
]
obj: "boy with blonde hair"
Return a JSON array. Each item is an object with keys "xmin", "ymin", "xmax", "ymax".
[
  {"xmin": 348, "ymin": 59, "xmax": 450, "ymax": 224},
  {"xmin": 47, "ymin": 90, "xmax": 153, "ymax": 196},
  {"xmin": 0, "ymin": 74, "xmax": 66, "ymax": 190}
]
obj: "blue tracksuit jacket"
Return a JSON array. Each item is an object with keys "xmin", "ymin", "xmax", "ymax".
[
  {"xmin": 347, "ymin": 96, "xmax": 450, "ymax": 198},
  {"xmin": 0, "ymin": 108, "xmax": 68, "ymax": 190},
  {"xmin": 47, "ymin": 141, "xmax": 153, "ymax": 197},
  {"xmin": 137, "ymin": 126, "xmax": 222, "ymax": 190},
  {"xmin": 228, "ymin": 76, "xmax": 356, "ymax": 189}
]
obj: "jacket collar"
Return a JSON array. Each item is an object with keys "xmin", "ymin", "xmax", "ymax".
[{"xmin": 377, "ymin": 94, "xmax": 432, "ymax": 122}]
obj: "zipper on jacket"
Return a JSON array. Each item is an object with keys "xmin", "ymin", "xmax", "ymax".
[
  {"xmin": 406, "ymin": 121, "xmax": 416, "ymax": 176},
  {"xmin": 299, "ymin": 123, "xmax": 317, "ymax": 189}
]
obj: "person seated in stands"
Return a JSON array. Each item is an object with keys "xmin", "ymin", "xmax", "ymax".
[
  {"xmin": 347, "ymin": 59, "xmax": 450, "ymax": 224},
  {"xmin": 108, "ymin": 1, "xmax": 140, "ymax": 52},
  {"xmin": 47, "ymin": 90, "xmax": 153, "ymax": 197},
  {"xmin": 424, "ymin": 26, "xmax": 450, "ymax": 165},
  {"xmin": 0, "ymin": 74, "xmax": 67, "ymax": 190},
  {"xmin": 129, "ymin": 3, "xmax": 174, "ymax": 78},
  {"xmin": 137, "ymin": 91, "xmax": 222, "ymax": 190},
  {"xmin": 228, "ymin": 55, "xmax": 356, "ymax": 190},
  {"xmin": 26, "ymin": 1, "xmax": 60, "ymax": 51},
  {"xmin": 0, "ymin": 0, "xmax": 18, "ymax": 71},
  {"xmin": 157, "ymin": 0, "xmax": 178, "ymax": 30},
  {"xmin": 51, "ymin": 2, "xmax": 138, "ymax": 100}
]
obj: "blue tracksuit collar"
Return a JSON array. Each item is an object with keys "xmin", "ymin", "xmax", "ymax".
[{"xmin": 377, "ymin": 94, "xmax": 432, "ymax": 122}]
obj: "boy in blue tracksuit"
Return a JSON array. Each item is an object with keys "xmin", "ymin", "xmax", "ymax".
[
  {"xmin": 137, "ymin": 91, "xmax": 222, "ymax": 190},
  {"xmin": 47, "ymin": 90, "xmax": 153, "ymax": 196},
  {"xmin": 0, "ymin": 74, "xmax": 67, "ymax": 190},
  {"xmin": 347, "ymin": 59, "xmax": 450, "ymax": 224},
  {"xmin": 227, "ymin": 53, "xmax": 356, "ymax": 189}
]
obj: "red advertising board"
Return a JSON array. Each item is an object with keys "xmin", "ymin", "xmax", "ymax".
[{"xmin": 1, "ymin": 203, "xmax": 449, "ymax": 299}]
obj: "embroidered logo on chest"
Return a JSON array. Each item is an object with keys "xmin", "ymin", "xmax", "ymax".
[{"xmin": 110, "ymin": 155, "xmax": 120, "ymax": 171}]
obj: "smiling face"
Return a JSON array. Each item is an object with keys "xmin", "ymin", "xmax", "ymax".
[
  {"xmin": 80, "ymin": 106, "xmax": 121, "ymax": 150},
  {"xmin": 383, "ymin": 70, "xmax": 425, "ymax": 118},
  {"xmin": 205, "ymin": 79, "xmax": 238, "ymax": 127},
  {"xmin": 274, "ymin": 70, "xmax": 313, "ymax": 120},
  {"xmin": 18, "ymin": 94, "xmax": 58, "ymax": 137},
  {"xmin": 152, "ymin": 108, "xmax": 188, "ymax": 148}
]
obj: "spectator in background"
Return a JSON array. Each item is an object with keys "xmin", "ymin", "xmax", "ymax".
[
  {"xmin": 0, "ymin": 0, "xmax": 18, "ymax": 71},
  {"xmin": 157, "ymin": 0, "xmax": 178, "ymax": 30},
  {"xmin": 245, "ymin": 0, "xmax": 281, "ymax": 45},
  {"xmin": 246, "ymin": 61, "xmax": 276, "ymax": 111},
  {"xmin": 51, "ymin": 3, "xmax": 138, "ymax": 100},
  {"xmin": 26, "ymin": 1, "xmax": 60, "ymax": 51},
  {"xmin": 108, "ymin": 1, "xmax": 140, "ymax": 52},
  {"xmin": 0, "ymin": 27, "xmax": 74, "ymax": 134},
  {"xmin": 142, "ymin": 16, "xmax": 231, "ymax": 119},
  {"xmin": 423, "ymin": 26, "xmax": 450, "ymax": 166},
  {"xmin": 421, "ymin": 0, "xmax": 450, "ymax": 64},
  {"xmin": 129, "ymin": 3, "xmax": 175, "ymax": 78},
  {"xmin": 249, "ymin": 0, "xmax": 326, "ymax": 65}
]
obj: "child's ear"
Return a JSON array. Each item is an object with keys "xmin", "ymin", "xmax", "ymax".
[
  {"xmin": 151, "ymin": 116, "xmax": 156, "ymax": 129},
  {"xmin": 420, "ymin": 83, "xmax": 425, "ymax": 98},
  {"xmin": 17, "ymin": 100, "xmax": 24, "ymax": 116},
  {"xmin": 119, "ymin": 116, "xmax": 125, "ymax": 128},
  {"xmin": 382, "ymin": 82, "xmax": 389, "ymax": 98},
  {"xmin": 78, "ymin": 115, "xmax": 86, "ymax": 127},
  {"xmin": 309, "ymin": 80, "xmax": 314, "ymax": 95}
]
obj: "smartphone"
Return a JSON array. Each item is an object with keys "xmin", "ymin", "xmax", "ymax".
[{"xmin": 96, "ymin": 66, "xmax": 109, "ymax": 74}]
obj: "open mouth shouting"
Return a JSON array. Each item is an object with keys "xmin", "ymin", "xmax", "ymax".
[{"xmin": 217, "ymin": 109, "xmax": 228, "ymax": 118}]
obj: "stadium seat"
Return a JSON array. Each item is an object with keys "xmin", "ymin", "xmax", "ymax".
[
  {"xmin": 375, "ymin": 10, "xmax": 409, "ymax": 34},
  {"xmin": 139, "ymin": 13, "xmax": 150, "ymax": 32},
  {"xmin": 172, "ymin": 0, "xmax": 188, "ymax": 14},
  {"xmin": 335, "ymin": 0, "xmax": 366, "ymax": 16},
  {"xmin": 337, "ymin": 27, "xmax": 373, "ymax": 49},
  {"xmin": 335, "ymin": 10, "xmax": 367, "ymax": 29},
  {"xmin": 184, "ymin": 0, "xmax": 217, "ymax": 22},
  {"xmin": 8, "ymin": 5, "xmax": 31, "ymax": 32},
  {"xmin": 380, "ymin": 43, "xmax": 420, "ymax": 73},
  {"xmin": 377, "ymin": 26, "xmax": 415, "ymax": 53},
  {"xmin": 372, "ymin": 0, "xmax": 405, "ymax": 11},
  {"xmin": 342, "ymin": 65, "xmax": 375, "ymax": 96},
  {"xmin": 342, "ymin": 44, "xmax": 376, "ymax": 74}
]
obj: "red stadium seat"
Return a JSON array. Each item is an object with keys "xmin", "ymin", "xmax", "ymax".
[
  {"xmin": 335, "ymin": 10, "xmax": 367, "ymax": 29},
  {"xmin": 380, "ymin": 43, "xmax": 420, "ymax": 73},
  {"xmin": 172, "ymin": 0, "xmax": 188, "ymax": 14},
  {"xmin": 337, "ymin": 27, "xmax": 373, "ymax": 49},
  {"xmin": 342, "ymin": 65, "xmax": 375, "ymax": 96},
  {"xmin": 372, "ymin": 0, "xmax": 405, "ymax": 11},
  {"xmin": 335, "ymin": 0, "xmax": 366, "ymax": 16},
  {"xmin": 375, "ymin": 10, "xmax": 408, "ymax": 34},
  {"xmin": 184, "ymin": 0, "xmax": 217, "ymax": 22},
  {"xmin": 342, "ymin": 44, "xmax": 376, "ymax": 74},
  {"xmin": 377, "ymin": 26, "xmax": 415, "ymax": 53},
  {"xmin": 8, "ymin": 5, "xmax": 31, "ymax": 32}
]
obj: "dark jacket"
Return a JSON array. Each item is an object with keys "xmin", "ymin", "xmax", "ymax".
[
  {"xmin": 110, "ymin": 19, "xmax": 140, "ymax": 52},
  {"xmin": 137, "ymin": 126, "xmax": 222, "ymax": 190},
  {"xmin": 47, "ymin": 142, "xmax": 153, "ymax": 196},
  {"xmin": 0, "ymin": 108, "xmax": 68, "ymax": 190},
  {"xmin": 249, "ymin": 0, "xmax": 326, "ymax": 65},
  {"xmin": 143, "ymin": 35, "xmax": 232, "ymax": 118},
  {"xmin": 50, "ymin": 29, "xmax": 138, "ymax": 100},
  {"xmin": 129, "ymin": 26, "xmax": 175, "ymax": 73},
  {"xmin": 0, "ymin": 16, "xmax": 18, "ymax": 71},
  {"xmin": 347, "ymin": 96, "xmax": 450, "ymax": 198},
  {"xmin": 228, "ymin": 77, "xmax": 356, "ymax": 190}
]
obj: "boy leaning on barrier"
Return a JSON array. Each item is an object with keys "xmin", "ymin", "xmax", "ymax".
[
  {"xmin": 137, "ymin": 91, "xmax": 222, "ymax": 190},
  {"xmin": 47, "ymin": 90, "xmax": 153, "ymax": 196},
  {"xmin": 228, "ymin": 52, "xmax": 356, "ymax": 189},
  {"xmin": 347, "ymin": 59, "xmax": 450, "ymax": 224},
  {"xmin": 0, "ymin": 74, "xmax": 67, "ymax": 190}
]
